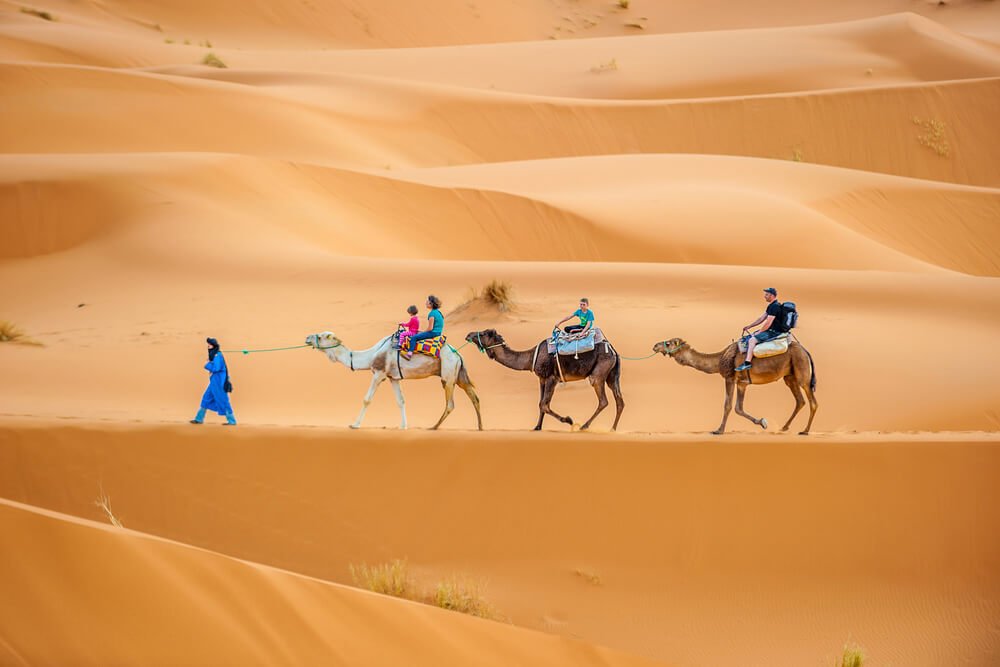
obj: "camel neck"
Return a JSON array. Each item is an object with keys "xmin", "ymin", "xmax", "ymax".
[
  {"xmin": 676, "ymin": 347, "xmax": 723, "ymax": 375},
  {"xmin": 326, "ymin": 337, "xmax": 389, "ymax": 371},
  {"xmin": 490, "ymin": 344, "xmax": 536, "ymax": 372}
]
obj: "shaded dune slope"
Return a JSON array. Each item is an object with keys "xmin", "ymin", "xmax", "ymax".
[{"xmin": 0, "ymin": 497, "xmax": 665, "ymax": 667}]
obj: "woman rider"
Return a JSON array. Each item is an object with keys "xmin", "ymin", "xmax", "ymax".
[{"xmin": 402, "ymin": 295, "xmax": 443, "ymax": 360}]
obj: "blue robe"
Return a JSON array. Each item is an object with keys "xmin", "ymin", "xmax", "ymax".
[{"xmin": 200, "ymin": 354, "xmax": 232, "ymax": 415}]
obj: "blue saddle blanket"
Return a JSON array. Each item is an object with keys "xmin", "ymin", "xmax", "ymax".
[{"xmin": 550, "ymin": 329, "xmax": 598, "ymax": 356}]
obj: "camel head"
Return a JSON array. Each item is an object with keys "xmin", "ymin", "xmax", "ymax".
[
  {"xmin": 653, "ymin": 338, "xmax": 688, "ymax": 358},
  {"xmin": 305, "ymin": 331, "xmax": 342, "ymax": 351},
  {"xmin": 466, "ymin": 329, "xmax": 505, "ymax": 354}
]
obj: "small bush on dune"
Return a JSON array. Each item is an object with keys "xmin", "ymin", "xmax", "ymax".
[
  {"xmin": 348, "ymin": 560, "xmax": 504, "ymax": 621},
  {"xmin": 432, "ymin": 576, "xmax": 502, "ymax": 620},
  {"xmin": 349, "ymin": 559, "xmax": 413, "ymax": 598},
  {"xmin": 838, "ymin": 642, "xmax": 866, "ymax": 667},
  {"xmin": 94, "ymin": 491, "xmax": 125, "ymax": 528},
  {"xmin": 0, "ymin": 321, "xmax": 42, "ymax": 346},
  {"xmin": 20, "ymin": 7, "xmax": 54, "ymax": 21},
  {"xmin": 201, "ymin": 52, "xmax": 227, "ymax": 68},
  {"xmin": 478, "ymin": 280, "xmax": 515, "ymax": 312}
]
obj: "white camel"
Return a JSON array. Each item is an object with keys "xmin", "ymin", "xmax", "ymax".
[{"xmin": 305, "ymin": 331, "xmax": 482, "ymax": 430}]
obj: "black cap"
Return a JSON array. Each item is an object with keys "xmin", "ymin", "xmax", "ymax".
[
  {"xmin": 206, "ymin": 337, "xmax": 220, "ymax": 348},
  {"xmin": 763, "ymin": 287, "xmax": 777, "ymax": 295}
]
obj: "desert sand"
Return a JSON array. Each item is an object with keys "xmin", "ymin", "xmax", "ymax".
[{"xmin": 2, "ymin": 0, "xmax": 999, "ymax": 665}]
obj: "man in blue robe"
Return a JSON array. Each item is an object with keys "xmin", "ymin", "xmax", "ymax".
[{"xmin": 191, "ymin": 337, "xmax": 236, "ymax": 425}]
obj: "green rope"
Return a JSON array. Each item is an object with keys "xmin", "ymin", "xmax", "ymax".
[
  {"xmin": 222, "ymin": 344, "xmax": 311, "ymax": 356},
  {"xmin": 618, "ymin": 352, "xmax": 659, "ymax": 361}
]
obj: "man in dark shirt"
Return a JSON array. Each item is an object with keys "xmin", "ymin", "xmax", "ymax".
[{"xmin": 735, "ymin": 287, "xmax": 785, "ymax": 371}]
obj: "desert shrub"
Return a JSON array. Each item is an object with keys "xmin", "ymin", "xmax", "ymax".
[
  {"xmin": 348, "ymin": 560, "xmax": 504, "ymax": 621},
  {"xmin": 349, "ymin": 559, "xmax": 413, "ymax": 598},
  {"xmin": 20, "ymin": 7, "xmax": 54, "ymax": 20},
  {"xmin": 0, "ymin": 321, "xmax": 41, "ymax": 346},
  {"xmin": 838, "ymin": 642, "xmax": 866, "ymax": 667},
  {"xmin": 201, "ymin": 52, "xmax": 227, "ymax": 68},
  {"xmin": 478, "ymin": 280, "xmax": 515, "ymax": 311}
]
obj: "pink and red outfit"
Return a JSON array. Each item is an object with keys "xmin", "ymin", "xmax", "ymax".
[{"xmin": 398, "ymin": 316, "xmax": 420, "ymax": 347}]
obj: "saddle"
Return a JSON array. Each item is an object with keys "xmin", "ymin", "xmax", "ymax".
[
  {"xmin": 738, "ymin": 333, "xmax": 790, "ymax": 358},
  {"xmin": 548, "ymin": 328, "xmax": 606, "ymax": 357},
  {"xmin": 410, "ymin": 335, "xmax": 447, "ymax": 359}
]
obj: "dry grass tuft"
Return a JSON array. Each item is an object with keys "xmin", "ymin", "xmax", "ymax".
[
  {"xmin": 573, "ymin": 567, "xmax": 602, "ymax": 585},
  {"xmin": 590, "ymin": 58, "xmax": 619, "ymax": 73},
  {"xmin": 837, "ymin": 641, "xmax": 866, "ymax": 667},
  {"xmin": 477, "ymin": 280, "xmax": 515, "ymax": 312},
  {"xmin": 94, "ymin": 491, "xmax": 125, "ymax": 528},
  {"xmin": 201, "ymin": 52, "xmax": 227, "ymax": 68},
  {"xmin": 20, "ymin": 7, "xmax": 54, "ymax": 20},
  {"xmin": 0, "ymin": 321, "xmax": 42, "ymax": 346},
  {"xmin": 349, "ymin": 560, "xmax": 504, "ymax": 621},
  {"xmin": 432, "ymin": 576, "xmax": 503, "ymax": 620},
  {"xmin": 349, "ymin": 559, "xmax": 413, "ymax": 597},
  {"xmin": 618, "ymin": 0, "xmax": 630, "ymax": 8},
  {"xmin": 913, "ymin": 116, "xmax": 950, "ymax": 157}
]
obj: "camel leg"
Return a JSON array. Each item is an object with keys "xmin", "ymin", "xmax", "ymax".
[
  {"xmin": 540, "ymin": 377, "xmax": 573, "ymax": 427},
  {"xmin": 781, "ymin": 376, "xmax": 805, "ymax": 432},
  {"xmin": 581, "ymin": 375, "xmax": 609, "ymax": 431},
  {"xmin": 352, "ymin": 372, "xmax": 386, "ymax": 429},
  {"xmin": 734, "ymin": 383, "xmax": 767, "ymax": 430},
  {"xmin": 607, "ymin": 362, "xmax": 625, "ymax": 432},
  {"xmin": 457, "ymin": 376, "xmax": 483, "ymax": 431},
  {"xmin": 390, "ymin": 379, "xmax": 407, "ymax": 430},
  {"xmin": 799, "ymin": 381, "xmax": 818, "ymax": 435},
  {"xmin": 430, "ymin": 380, "xmax": 456, "ymax": 430},
  {"xmin": 713, "ymin": 378, "xmax": 735, "ymax": 435},
  {"xmin": 534, "ymin": 379, "xmax": 546, "ymax": 431}
]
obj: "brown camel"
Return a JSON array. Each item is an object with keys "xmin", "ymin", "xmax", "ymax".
[
  {"xmin": 466, "ymin": 329, "xmax": 624, "ymax": 431},
  {"xmin": 653, "ymin": 337, "xmax": 817, "ymax": 435}
]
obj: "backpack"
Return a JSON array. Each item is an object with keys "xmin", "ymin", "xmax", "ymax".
[{"xmin": 779, "ymin": 302, "xmax": 798, "ymax": 331}]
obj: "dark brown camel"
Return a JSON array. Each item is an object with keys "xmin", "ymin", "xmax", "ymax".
[
  {"xmin": 466, "ymin": 329, "xmax": 625, "ymax": 431},
  {"xmin": 653, "ymin": 337, "xmax": 817, "ymax": 435}
]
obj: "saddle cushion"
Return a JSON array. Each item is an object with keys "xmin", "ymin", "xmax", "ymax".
[
  {"xmin": 412, "ymin": 335, "xmax": 446, "ymax": 358},
  {"xmin": 548, "ymin": 329, "xmax": 603, "ymax": 356},
  {"xmin": 738, "ymin": 333, "xmax": 790, "ymax": 358}
]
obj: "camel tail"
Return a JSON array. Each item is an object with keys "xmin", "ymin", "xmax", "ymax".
[{"xmin": 805, "ymin": 347, "xmax": 817, "ymax": 392}]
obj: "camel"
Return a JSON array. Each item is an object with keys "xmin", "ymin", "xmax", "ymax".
[
  {"xmin": 466, "ymin": 329, "xmax": 624, "ymax": 431},
  {"xmin": 305, "ymin": 331, "xmax": 482, "ymax": 430},
  {"xmin": 653, "ymin": 337, "xmax": 817, "ymax": 435}
]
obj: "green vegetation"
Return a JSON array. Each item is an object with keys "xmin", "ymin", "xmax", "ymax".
[{"xmin": 838, "ymin": 642, "xmax": 866, "ymax": 667}]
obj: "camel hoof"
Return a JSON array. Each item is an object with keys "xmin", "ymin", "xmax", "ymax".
[
  {"xmin": 349, "ymin": 424, "xmax": 360, "ymax": 430},
  {"xmin": 759, "ymin": 418, "xmax": 768, "ymax": 430},
  {"xmin": 564, "ymin": 417, "xmax": 574, "ymax": 425},
  {"xmin": 781, "ymin": 426, "xmax": 790, "ymax": 432},
  {"xmin": 711, "ymin": 430, "xmax": 724, "ymax": 435},
  {"xmin": 798, "ymin": 431, "xmax": 810, "ymax": 436},
  {"xmin": 533, "ymin": 426, "xmax": 542, "ymax": 431}
]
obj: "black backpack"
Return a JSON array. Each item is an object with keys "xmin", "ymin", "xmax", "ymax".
[{"xmin": 779, "ymin": 302, "xmax": 798, "ymax": 331}]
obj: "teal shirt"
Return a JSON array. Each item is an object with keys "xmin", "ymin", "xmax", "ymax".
[
  {"xmin": 429, "ymin": 308, "xmax": 444, "ymax": 335},
  {"xmin": 573, "ymin": 309, "xmax": 595, "ymax": 327}
]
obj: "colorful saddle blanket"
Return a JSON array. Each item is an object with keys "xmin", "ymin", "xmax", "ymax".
[
  {"xmin": 548, "ymin": 328, "xmax": 605, "ymax": 356},
  {"xmin": 411, "ymin": 335, "xmax": 447, "ymax": 359}
]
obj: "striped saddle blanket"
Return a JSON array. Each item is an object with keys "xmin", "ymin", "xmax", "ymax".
[{"xmin": 411, "ymin": 335, "xmax": 447, "ymax": 359}]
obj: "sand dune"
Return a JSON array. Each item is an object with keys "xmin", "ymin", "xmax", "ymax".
[
  {"xmin": 0, "ymin": 497, "xmax": 665, "ymax": 667},
  {"xmin": 2, "ymin": 0, "xmax": 999, "ymax": 664},
  {"xmin": 1, "ymin": 422, "xmax": 997, "ymax": 666}
]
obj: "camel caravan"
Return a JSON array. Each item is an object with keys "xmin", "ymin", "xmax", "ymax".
[{"xmin": 294, "ymin": 289, "xmax": 816, "ymax": 435}]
